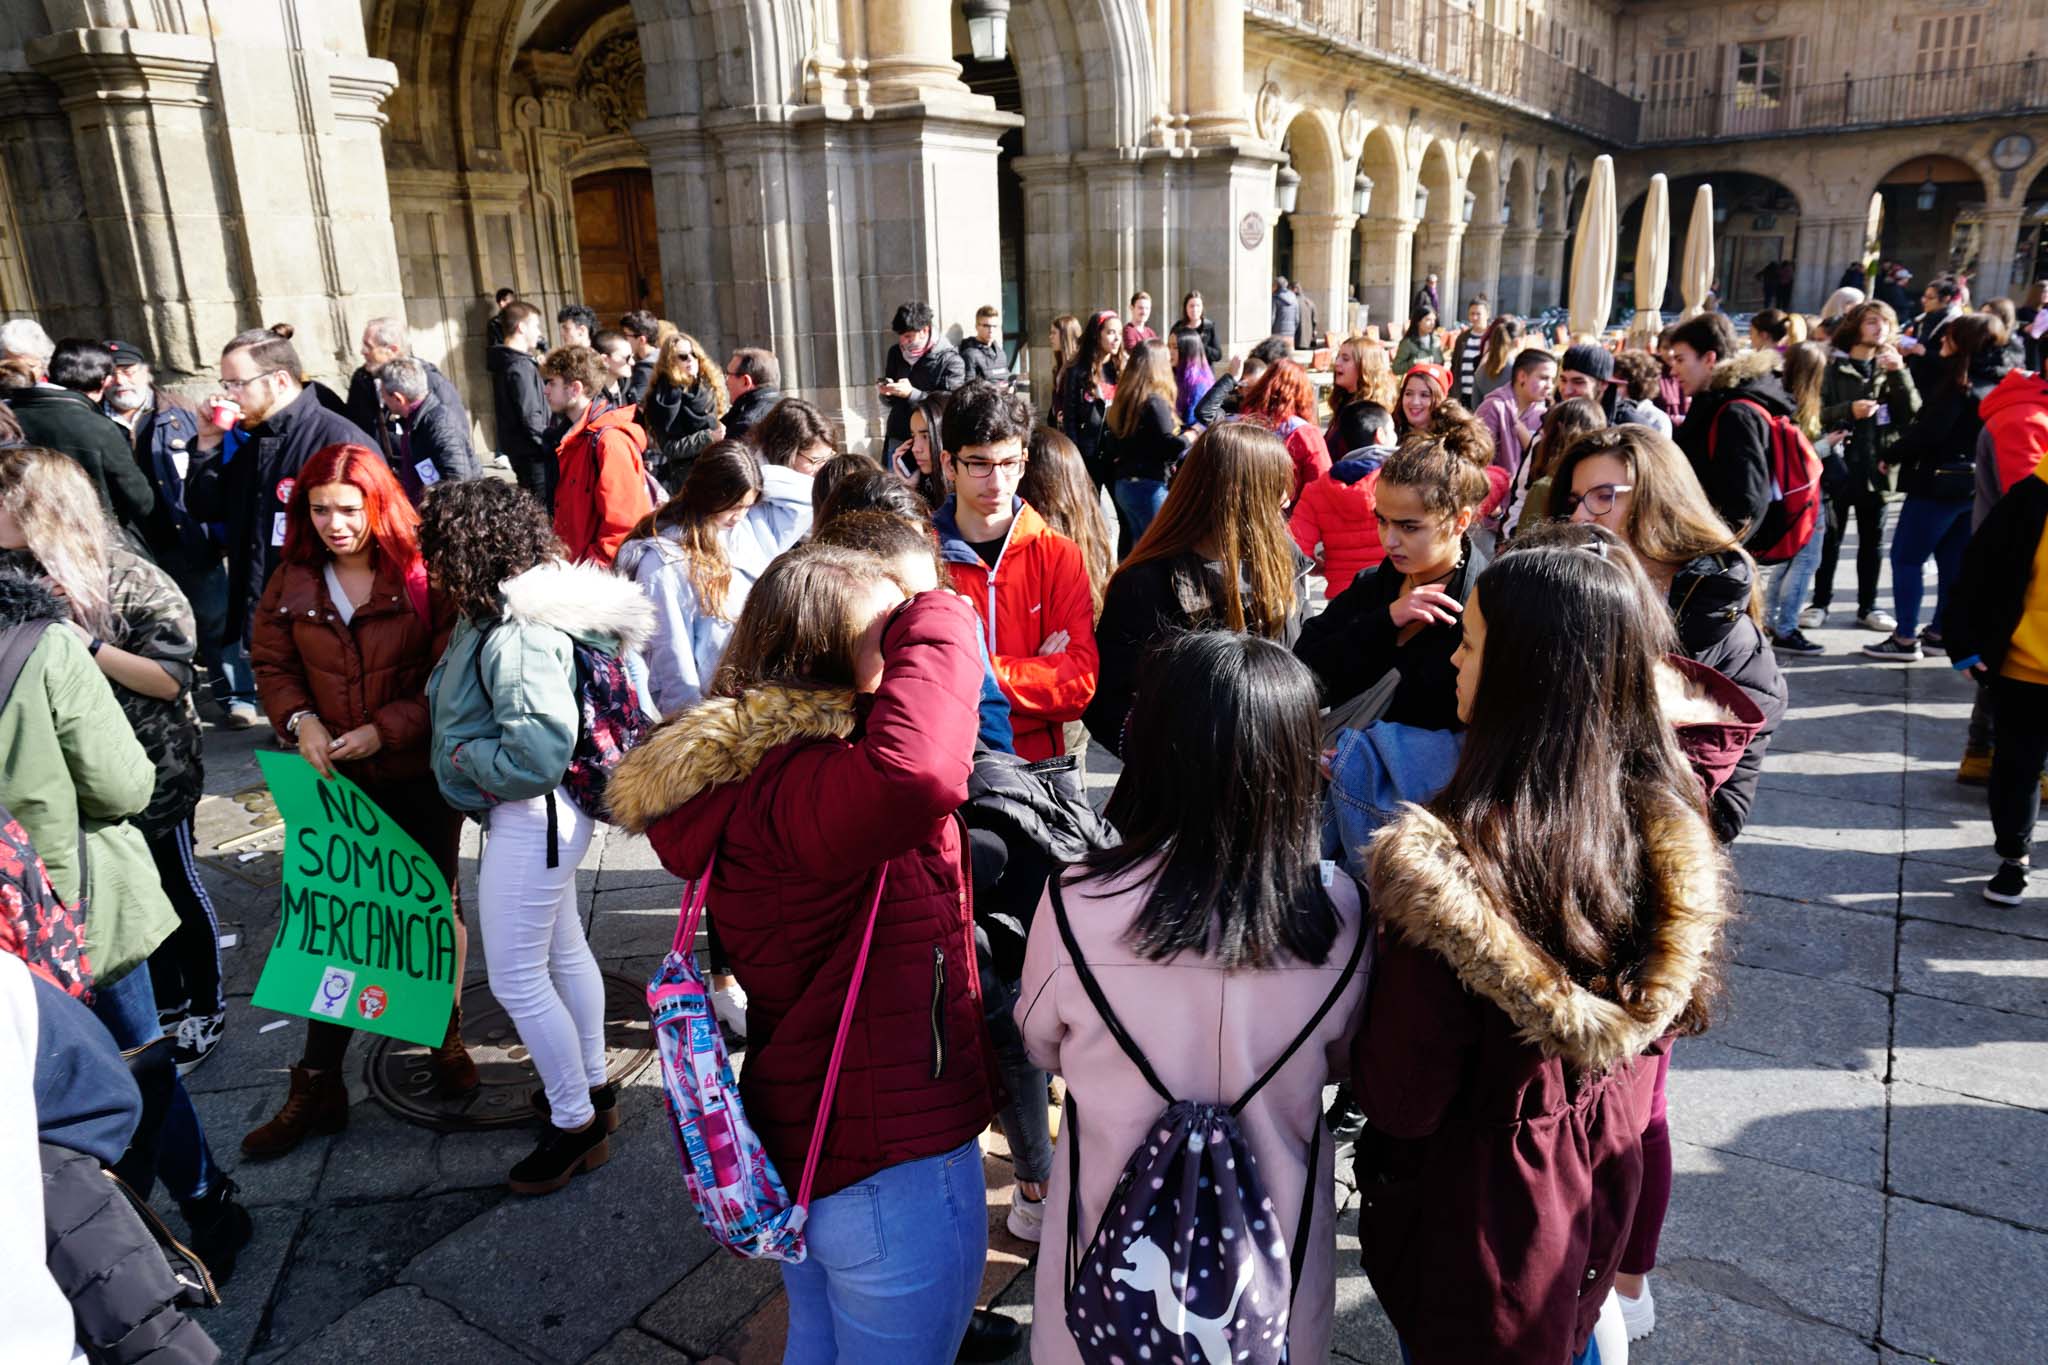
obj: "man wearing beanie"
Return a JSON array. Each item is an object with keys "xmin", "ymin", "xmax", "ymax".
[{"xmin": 1558, "ymin": 342, "xmax": 1659, "ymax": 429}]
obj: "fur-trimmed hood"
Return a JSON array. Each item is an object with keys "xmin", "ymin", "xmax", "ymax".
[
  {"xmin": 0, "ymin": 568, "xmax": 67, "ymax": 630},
  {"xmin": 1368, "ymin": 804, "xmax": 1728, "ymax": 1072},
  {"xmin": 498, "ymin": 559, "xmax": 655, "ymax": 654},
  {"xmin": 606, "ymin": 683, "xmax": 858, "ymax": 834},
  {"xmin": 1707, "ymin": 347, "xmax": 1783, "ymax": 391}
]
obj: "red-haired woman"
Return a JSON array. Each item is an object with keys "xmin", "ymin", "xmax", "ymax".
[
  {"xmin": 243, "ymin": 443, "xmax": 473, "ymax": 1157},
  {"xmin": 1237, "ymin": 357, "xmax": 1331, "ymax": 503}
]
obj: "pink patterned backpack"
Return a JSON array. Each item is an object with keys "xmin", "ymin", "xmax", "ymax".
[{"xmin": 646, "ymin": 851, "xmax": 885, "ymax": 1261}]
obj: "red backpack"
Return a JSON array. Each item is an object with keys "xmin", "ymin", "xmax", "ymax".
[{"xmin": 1710, "ymin": 397, "xmax": 1823, "ymax": 564}]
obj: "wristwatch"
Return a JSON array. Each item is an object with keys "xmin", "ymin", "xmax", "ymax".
[
  {"xmin": 86, "ymin": 637, "xmax": 103, "ymax": 656},
  {"xmin": 285, "ymin": 709, "xmax": 314, "ymax": 738}
]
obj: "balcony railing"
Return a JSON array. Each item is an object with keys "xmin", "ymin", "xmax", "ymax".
[
  {"xmin": 1246, "ymin": 0, "xmax": 1642, "ymax": 144},
  {"xmin": 1638, "ymin": 58, "xmax": 2048, "ymax": 144}
]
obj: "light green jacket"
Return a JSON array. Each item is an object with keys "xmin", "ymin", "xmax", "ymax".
[{"xmin": 0, "ymin": 624, "xmax": 178, "ymax": 984}]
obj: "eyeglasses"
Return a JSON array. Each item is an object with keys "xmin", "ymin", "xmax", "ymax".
[
  {"xmin": 952, "ymin": 457, "xmax": 1028, "ymax": 480},
  {"xmin": 1563, "ymin": 483, "xmax": 1633, "ymax": 516},
  {"xmin": 218, "ymin": 370, "xmax": 278, "ymax": 393}
]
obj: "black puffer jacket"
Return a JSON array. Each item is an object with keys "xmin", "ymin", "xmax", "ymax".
[
  {"xmin": 963, "ymin": 748, "xmax": 1118, "ymax": 976},
  {"xmin": 1295, "ymin": 536, "xmax": 1487, "ymax": 733},
  {"xmin": 643, "ymin": 378, "xmax": 722, "ymax": 484},
  {"xmin": 722, "ymin": 384, "xmax": 782, "ymax": 444},
  {"xmin": 1668, "ymin": 551, "xmax": 1786, "ymax": 841},
  {"xmin": 484, "ymin": 345, "xmax": 549, "ymax": 465},
  {"xmin": 384, "ymin": 387, "xmax": 480, "ymax": 496},
  {"xmin": 1674, "ymin": 350, "xmax": 1796, "ymax": 549},
  {"xmin": 883, "ymin": 341, "xmax": 967, "ymax": 450}
]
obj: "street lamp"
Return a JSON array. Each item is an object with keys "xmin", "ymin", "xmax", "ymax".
[
  {"xmin": 1353, "ymin": 172, "xmax": 1374, "ymax": 217},
  {"xmin": 963, "ymin": 0, "xmax": 1010, "ymax": 62},
  {"xmin": 1276, "ymin": 162, "xmax": 1302, "ymax": 214},
  {"xmin": 1414, "ymin": 184, "xmax": 1430, "ymax": 220},
  {"xmin": 1500, "ymin": 175, "xmax": 1512, "ymax": 225},
  {"xmin": 1463, "ymin": 189, "xmax": 1477, "ymax": 224},
  {"xmin": 1915, "ymin": 161, "xmax": 1938, "ymax": 212}
]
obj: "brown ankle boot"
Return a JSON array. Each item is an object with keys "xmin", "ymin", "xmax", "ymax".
[
  {"xmin": 431, "ymin": 1004, "xmax": 480, "ymax": 1096},
  {"xmin": 241, "ymin": 1064, "xmax": 348, "ymax": 1159}
]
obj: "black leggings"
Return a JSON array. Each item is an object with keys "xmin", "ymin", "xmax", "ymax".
[
  {"xmin": 1990, "ymin": 677, "xmax": 2048, "ymax": 862},
  {"xmin": 1811, "ymin": 484, "xmax": 1887, "ymax": 616},
  {"xmin": 145, "ymin": 816, "xmax": 224, "ymax": 1018}
]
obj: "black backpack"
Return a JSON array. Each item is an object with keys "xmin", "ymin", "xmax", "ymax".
[{"xmin": 1050, "ymin": 875, "xmax": 1366, "ymax": 1365}]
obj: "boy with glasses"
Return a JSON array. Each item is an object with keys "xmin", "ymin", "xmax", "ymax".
[{"xmin": 932, "ymin": 381, "xmax": 1098, "ymax": 761}]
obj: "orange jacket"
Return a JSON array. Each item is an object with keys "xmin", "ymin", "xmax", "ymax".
[
  {"xmin": 1979, "ymin": 369, "xmax": 2048, "ymax": 498},
  {"xmin": 934, "ymin": 498, "xmax": 1099, "ymax": 761},
  {"xmin": 553, "ymin": 402, "xmax": 654, "ymax": 567}
]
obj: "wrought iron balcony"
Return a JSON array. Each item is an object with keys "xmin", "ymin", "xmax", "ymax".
[
  {"xmin": 1245, "ymin": 0, "xmax": 1642, "ymax": 144},
  {"xmin": 1636, "ymin": 57, "xmax": 2048, "ymax": 144}
]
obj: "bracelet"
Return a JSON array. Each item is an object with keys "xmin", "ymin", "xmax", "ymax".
[
  {"xmin": 285, "ymin": 709, "xmax": 314, "ymax": 738},
  {"xmin": 87, "ymin": 637, "xmax": 103, "ymax": 656}
]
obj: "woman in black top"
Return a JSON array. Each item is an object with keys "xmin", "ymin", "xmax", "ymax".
[
  {"xmin": 1168, "ymin": 290, "xmax": 1222, "ymax": 365},
  {"xmin": 1059, "ymin": 310, "xmax": 1123, "ymax": 488},
  {"xmin": 1084, "ymin": 423, "xmax": 1307, "ymax": 755},
  {"xmin": 1293, "ymin": 413, "xmax": 1492, "ymax": 731},
  {"xmin": 641, "ymin": 330, "xmax": 727, "ymax": 492},
  {"xmin": 1102, "ymin": 340, "xmax": 1189, "ymax": 549}
]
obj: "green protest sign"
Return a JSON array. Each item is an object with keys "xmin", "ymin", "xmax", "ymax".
[{"xmin": 251, "ymin": 752, "xmax": 457, "ymax": 1047}]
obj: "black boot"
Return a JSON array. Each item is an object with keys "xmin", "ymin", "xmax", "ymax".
[
  {"xmin": 529, "ymin": 1080, "xmax": 620, "ymax": 1134},
  {"xmin": 508, "ymin": 1116, "xmax": 610, "ymax": 1196},
  {"xmin": 1324, "ymin": 1084, "xmax": 1365, "ymax": 1144},
  {"xmin": 955, "ymin": 1308, "xmax": 1026, "ymax": 1362},
  {"xmin": 179, "ymin": 1175, "xmax": 254, "ymax": 1285}
]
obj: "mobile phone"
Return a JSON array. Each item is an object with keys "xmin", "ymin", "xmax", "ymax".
[{"xmin": 1874, "ymin": 404, "xmax": 1891, "ymax": 427}]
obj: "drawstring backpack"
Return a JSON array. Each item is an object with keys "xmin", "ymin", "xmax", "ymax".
[
  {"xmin": 1051, "ymin": 875, "xmax": 1367, "ymax": 1365},
  {"xmin": 646, "ymin": 850, "xmax": 886, "ymax": 1261}
]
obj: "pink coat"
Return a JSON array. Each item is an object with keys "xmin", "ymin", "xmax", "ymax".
[{"xmin": 1017, "ymin": 861, "xmax": 1367, "ymax": 1365}]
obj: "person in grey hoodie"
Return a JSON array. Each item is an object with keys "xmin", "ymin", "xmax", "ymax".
[
  {"xmin": 612, "ymin": 440, "xmax": 763, "ymax": 716},
  {"xmin": 420, "ymin": 479, "xmax": 655, "ymax": 1196}
]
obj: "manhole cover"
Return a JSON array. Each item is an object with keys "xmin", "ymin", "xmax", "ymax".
[{"xmin": 364, "ymin": 971, "xmax": 658, "ymax": 1131}]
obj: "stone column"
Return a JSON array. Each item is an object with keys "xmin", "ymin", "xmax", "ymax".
[
  {"xmin": 1183, "ymin": 0, "xmax": 1247, "ymax": 142},
  {"xmin": 865, "ymin": 0, "xmax": 965, "ymax": 105},
  {"xmin": 1353, "ymin": 217, "xmax": 1416, "ymax": 337},
  {"xmin": 1287, "ymin": 212, "xmax": 1356, "ymax": 348},
  {"xmin": 1416, "ymin": 222, "xmax": 1468, "ymax": 317},
  {"xmin": 1500, "ymin": 226, "xmax": 1539, "ymax": 314},
  {"xmin": 1533, "ymin": 230, "xmax": 1569, "ymax": 313},
  {"xmin": 1461, "ymin": 223, "xmax": 1506, "ymax": 311},
  {"xmin": 1793, "ymin": 216, "xmax": 1865, "ymax": 314}
]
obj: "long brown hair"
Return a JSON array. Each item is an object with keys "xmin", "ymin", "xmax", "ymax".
[
  {"xmin": 1050, "ymin": 313, "xmax": 1082, "ymax": 387},
  {"xmin": 1106, "ymin": 339, "xmax": 1178, "ymax": 440},
  {"xmin": 654, "ymin": 330, "xmax": 728, "ymax": 415},
  {"xmin": 710, "ymin": 543, "xmax": 896, "ymax": 696},
  {"xmin": 1416, "ymin": 520, "xmax": 1727, "ymax": 1039},
  {"xmin": 1020, "ymin": 425, "xmax": 1113, "ymax": 616},
  {"xmin": 1782, "ymin": 341, "xmax": 1828, "ymax": 438},
  {"xmin": 1332, "ymin": 335, "xmax": 1399, "ymax": 413},
  {"xmin": 1940, "ymin": 312, "xmax": 2008, "ymax": 392},
  {"xmin": 1548, "ymin": 424, "xmax": 1762, "ymax": 619},
  {"xmin": 1829, "ymin": 298, "xmax": 1897, "ymax": 351},
  {"xmin": 0, "ymin": 446, "xmax": 117, "ymax": 636},
  {"xmin": 1527, "ymin": 396, "xmax": 1607, "ymax": 482},
  {"xmin": 1116, "ymin": 423, "xmax": 1297, "ymax": 636},
  {"xmin": 623, "ymin": 441, "xmax": 763, "ymax": 623}
]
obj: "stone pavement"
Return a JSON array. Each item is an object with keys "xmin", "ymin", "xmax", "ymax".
[{"xmin": 163, "ymin": 596, "xmax": 2048, "ymax": 1364}]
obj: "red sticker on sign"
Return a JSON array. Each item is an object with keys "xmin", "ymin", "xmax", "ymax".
[
  {"xmin": 356, "ymin": 985, "xmax": 388, "ymax": 1020},
  {"xmin": 276, "ymin": 477, "xmax": 296, "ymax": 506}
]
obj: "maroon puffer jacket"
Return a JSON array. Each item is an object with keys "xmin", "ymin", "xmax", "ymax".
[{"xmin": 608, "ymin": 592, "xmax": 996, "ymax": 1199}]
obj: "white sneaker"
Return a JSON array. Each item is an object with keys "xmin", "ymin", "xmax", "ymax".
[
  {"xmin": 1006, "ymin": 1192, "xmax": 1045, "ymax": 1243},
  {"xmin": 1797, "ymin": 606, "xmax": 1826, "ymax": 630},
  {"xmin": 1858, "ymin": 609, "xmax": 1899, "ymax": 633},
  {"xmin": 710, "ymin": 984, "xmax": 749, "ymax": 1040},
  {"xmin": 1617, "ymin": 1279, "xmax": 1656, "ymax": 1341},
  {"xmin": 172, "ymin": 1011, "xmax": 225, "ymax": 1074}
]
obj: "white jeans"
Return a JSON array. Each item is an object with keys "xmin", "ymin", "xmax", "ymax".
[{"xmin": 478, "ymin": 791, "xmax": 606, "ymax": 1129}]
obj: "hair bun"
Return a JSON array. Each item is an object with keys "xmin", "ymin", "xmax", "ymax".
[
  {"xmin": 268, "ymin": 322, "xmax": 295, "ymax": 340},
  {"xmin": 1426, "ymin": 404, "xmax": 1494, "ymax": 468}
]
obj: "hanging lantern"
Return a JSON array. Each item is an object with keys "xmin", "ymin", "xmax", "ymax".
[
  {"xmin": 1353, "ymin": 173, "xmax": 1374, "ymax": 217},
  {"xmin": 963, "ymin": 0, "xmax": 1010, "ymax": 62},
  {"xmin": 1463, "ymin": 189, "xmax": 1477, "ymax": 224},
  {"xmin": 1414, "ymin": 184, "xmax": 1430, "ymax": 220},
  {"xmin": 1916, "ymin": 162, "xmax": 1939, "ymax": 213},
  {"xmin": 1276, "ymin": 162, "xmax": 1302, "ymax": 214}
]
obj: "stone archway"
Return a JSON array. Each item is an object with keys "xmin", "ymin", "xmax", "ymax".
[
  {"xmin": 1276, "ymin": 108, "xmax": 1345, "ymax": 345},
  {"xmin": 1500, "ymin": 155, "xmax": 1538, "ymax": 313},
  {"xmin": 1459, "ymin": 149, "xmax": 1504, "ymax": 319},
  {"xmin": 1350, "ymin": 122, "xmax": 1408, "ymax": 335},
  {"xmin": 1410, "ymin": 139, "xmax": 1459, "ymax": 329},
  {"xmin": 1872, "ymin": 155, "xmax": 1990, "ymax": 296}
]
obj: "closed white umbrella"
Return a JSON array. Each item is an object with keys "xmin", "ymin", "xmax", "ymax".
[
  {"xmin": 1680, "ymin": 183, "xmax": 1715, "ymax": 321},
  {"xmin": 1629, "ymin": 174, "xmax": 1670, "ymax": 347},
  {"xmin": 1568, "ymin": 154, "xmax": 1617, "ymax": 340}
]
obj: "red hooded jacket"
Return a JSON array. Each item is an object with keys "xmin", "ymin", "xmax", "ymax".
[
  {"xmin": 1289, "ymin": 450, "xmax": 1388, "ymax": 596},
  {"xmin": 935, "ymin": 498, "xmax": 1099, "ymax": 762},
  {"xmin": 606, "ymin": 593, "xmax": 996, "ymax": 1199},
  {"xmin": 553, "ymin": 401, "xmax": 654, "ymax": 567},
  {"xmin": 1979, "ymin": 368, "xmax": 2048, "ymax": 496}
]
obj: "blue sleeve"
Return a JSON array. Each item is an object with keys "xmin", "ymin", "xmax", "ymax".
[{"xmin": 977, "ymin": 630, "xmax": 1015, "ymax": 755}]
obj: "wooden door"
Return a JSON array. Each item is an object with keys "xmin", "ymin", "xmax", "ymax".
[{"xmin": 572, "ymin": 169, "xmax": 664, "ymax": 322}]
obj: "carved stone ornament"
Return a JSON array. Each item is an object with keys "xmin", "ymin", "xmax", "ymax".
[
  {"xmin": 1239, "ymin": 211, "xmax": 1266, "ymax": 251},
  {"xmin": 578, "ymin": 33, "xmax": 647, "ymax": 136},
  {"xmin": 1339, "ymin": 95, "xmax": 1366, "ymax": 160},
  {"xmin": 1255, "ymin": 80, "xmax": 1285, "ymax": 142}
]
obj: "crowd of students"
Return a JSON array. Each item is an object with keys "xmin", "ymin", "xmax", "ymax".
[{"xmin": 3, "ymin": 265, "xmax": 2046, "ymax": 1364}]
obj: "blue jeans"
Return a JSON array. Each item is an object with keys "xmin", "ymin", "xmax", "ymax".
[
  {"xmin": 1764, "ymin": 523, "xmax": 1826, "ymax": 637},
  {"xmin": 90, "ymin": 962, "xmax": 219, "ymax": 1204},
  {"xmin": 1888, "ymin": 495, "xmax": 1970, "ymax": 639},
  {"xmin": 1113, "ymin": 477, "xmax": 1170, "ymax": 547},
  {"xmin": 781, "ymin": 1137, "xmax": 987, "ymax": 1363},
  {"xmin": 216, "ymin": 639, "xmax": 256, "ymax": 707}
]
